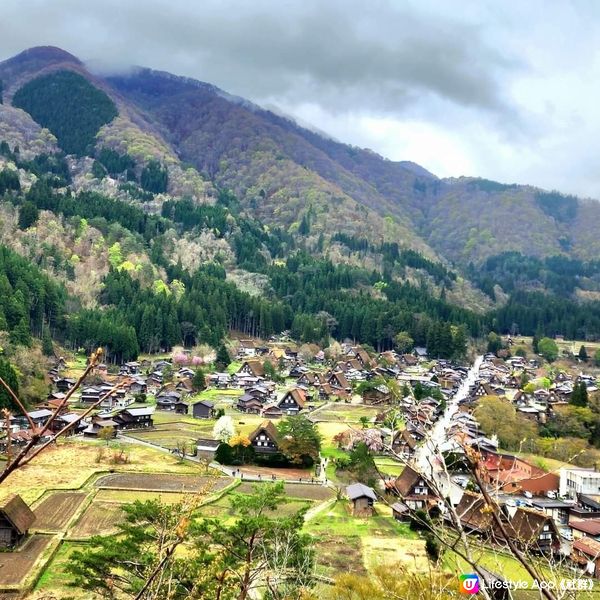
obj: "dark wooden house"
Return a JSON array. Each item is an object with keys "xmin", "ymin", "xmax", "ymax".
[
  {"xmin": 0, "ymin": 495, "xmax": 35, "ymax": 548},
  {"xmin": 113, "ymin": 406, "xmax": 154, "ymax": 430},
  {"xmin": 191, "ymin": 400, "xmax": 214, "ymax": 419},
  {"xmin": 277, "ymin": 389, "xmax": 306, "ymax": 414},
  {"xmin": 388, "ymin": 465, "xmax": 438, "ymax": 511}
]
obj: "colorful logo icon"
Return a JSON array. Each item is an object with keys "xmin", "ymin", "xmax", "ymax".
[{"xmin": 459, "ymin": 574, "xmax": 480, "ymax": 594}]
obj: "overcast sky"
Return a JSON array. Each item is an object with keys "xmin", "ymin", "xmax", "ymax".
[{"xmin": 1, "ymin": 0, "xmax": 598, "ymax": 197}]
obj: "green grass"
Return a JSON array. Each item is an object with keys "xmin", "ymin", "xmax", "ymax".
[
  {"xmin": 321, "ymin": 446, "xmax": 348, "ymax": 460},
  {"xmin": 35, "ymin": 541, "xmax": 86, "ymax": 596},
  {"xmin": 373, "ymin": 457, "xmax": 405, "ymax": 477},
  {"xmin": 305, "ymin": 501, "xmax": 418, "ymax": 539},
  {"xmin": 195, "ymin": 388, "xmax": 243, "ymax": 401},
  {"xmin": 198, "ymin": 495, "xmax": 312, "ymax": 524},
  {"xmin": 316, "ymin": 421, "xmax": 350, "ymax": 446},
  {"xmin": 227, "ymin": 361, "xmax": 242, "ymax": 374},
  {"xmin": 314, "ymin": 403, "xmax": 381, "ymax": 423},
  {"xmin": 443, "ymin": 537, "xmax": 595, "ymax": 598}
]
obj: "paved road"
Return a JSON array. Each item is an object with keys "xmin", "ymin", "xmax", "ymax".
[{"xmin": 413, "ymin": 355, "xmax": 483, "ymax": 497}]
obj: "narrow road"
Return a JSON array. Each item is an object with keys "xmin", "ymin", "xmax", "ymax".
[
  {"xmin": 118, "ymin": 433, "xmax": 326, "ymax": 485},
  {"xmin": 413, "ymin": 355, "xmax": 483, "ymax": 497}
]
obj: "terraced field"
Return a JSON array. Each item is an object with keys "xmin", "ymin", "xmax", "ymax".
[
  {"xmin": 69, "ymin": 501, "xmax": 124, "ymax": 538},
  {"xmin": 33, "ymin": 492, "xmax": 87, "ymax": 531},
  {"xmin": 0, "ymin": 535, "xmax": 54, "ymax": 586},
  {"xmin": 95, "ymin": 472, "xmax": 232, "ymax": 492}
]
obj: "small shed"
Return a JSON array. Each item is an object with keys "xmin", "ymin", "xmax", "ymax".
[
  {"xmin": 0, "ymin": 494, "xmax": 35, "ymax": 547},
  {"xmin": 346, "ymin": 483, "xmax": 377, "ymax": 517},
  {"xmin": 191, "ymin": 400, "xmax": 214, "ymax": 419},
  {"xmin": 391, "ymin": 501, "xmax": 411, "ymax": 522},
  {"xmin": 196, "ymin": 438, "xmax": 221, "ymax": 460},
  {"xmin": 173, "ymin": 401, "xmax": 189, "ymax": 415}
]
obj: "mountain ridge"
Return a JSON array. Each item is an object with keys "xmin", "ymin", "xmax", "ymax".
[
  {"xmin": 3, "ymin": 46, "xmax": 600, "ymax": 321},
  {"xmin": 4, "ymin": 46, "xmax": 600, "ymax": 267}
]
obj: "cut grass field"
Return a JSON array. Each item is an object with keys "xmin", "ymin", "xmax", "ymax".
[
  {"xmin": 33, "ymin": 492, "xmax": 87, "ymax": 531},
  {"xmin": 373, "ymin": 457, "xmax": 405, "ymax": 477},
  {"xmin": 198, "ymin": 495, "xmax": 312, "ymax": 523},
  {"xmin": 363, "ymin": 535, "xmax": 428, "ymax": 571},
  {"xmin": 34, "ymin": 541, "xmax": 91, "ymax": 599},
  {"xmin": 443, "ymin": 537, "xmax": 595, "ymax": 599},
  {"xmin": 306, "ymin": 502, "xmax": 425, "ymax": 576},
  {"xmin": 151, "ymin": 412, "xmax": 217, "ymax": 427},
  {"xmin": 313, "ymin": 535, "xmax": 366, "ymax": 576},
  {"xmin": 127, "ymin": 423, "xmax": 215, "ymax": 448},
  {"xmin": 305, "ymin": 501, "xmax": 418, "ymax": 539},
  {"xmin": 0, "ymin": 440, "xmax": 199, "ymax": 504},
  {"xmin": 313, "ymin": 403, "xmax": 382, "ymax": 422},
  {"xmin": 316, "ymin": 421, "xmax": 349, "ymax": 447}
]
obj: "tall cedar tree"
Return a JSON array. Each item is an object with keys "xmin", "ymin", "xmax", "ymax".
[
  {"xmin": 570, "ymin": 381, "xmax": 589, "ymax": 407},
  {"xmin": 42, "ymin": 329, "xmax": 54, "ymax": 356},
  {"xmin": 192, "ymin": 368, "xmax": 206, "ymax": 392},
  {"xmin": 215, "ymin": 344, "xmax": 231, "ymax": 370},
  {"xmin": 0, "ymin": 359, "xmax": 19, "ymax": 411}
]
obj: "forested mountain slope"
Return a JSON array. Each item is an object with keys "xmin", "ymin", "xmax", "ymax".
[{"xmin": 1, "ymin": 45, "xmax": 600, "ymax": 355}]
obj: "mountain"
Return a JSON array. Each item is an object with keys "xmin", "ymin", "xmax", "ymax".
[
  {"xmin": 4, "ymin": 47, "xmax": 600, "ymax": 268},
  {"xmin": 102, "ymin": 64, "xmax": 600, "ymax": 268},
  {"xmin": 2, "ymin": 45, "xmax": 600, "ymax": 352}
]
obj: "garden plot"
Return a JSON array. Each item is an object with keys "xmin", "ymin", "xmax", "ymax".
[
  {"xmin": 33, "ymin": 492, "xmax": 88, "ymax": 531},
  {"xmin": 235, "ymin": 482, "xmax": 334, "ymax": 501},
  {"xmin": 94, "ymin": 472, "xmax": 232, "ymax": 493},
  {"xmin": 69, "ymin": 501, "xmax": 124, "ymax": 538},
  {"xmin": 95, "ymin": 489, "xmax": 189, "ymax": 504},
  {"xmin": 0, "ymin": 535, "xmax": 54, "ymax": 586}
]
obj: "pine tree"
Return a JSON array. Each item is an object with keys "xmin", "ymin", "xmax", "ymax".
[
  {"xmin": 578, "ymin": 345, "xmax": 588, "ymax": 362},
  {"xmin": 570, "ymin": 382, "xmax": 589, "ymax": 407},
  {"xmin": 18, "ymin": 201, "xmax": 39, "ymax": 229},
  {"xmin": 216, "ymin": 344, "xmax": 231, "ymax": 370},
  {"xmin": 42, "ymin": 329, "xmax": 54, "ymax": 356},
  {"xmin": 10, "ymin": 317, "xmax": 32, "ymax": 347},
  {"xmin": 532, "ymin": 332, "xmax": 542, "ymax": 354},
  {"xmin": 0, "ymin": 359, "xmax": 19, "ymax": 411},
  {"xmin": 192, "ymin": 368, "xmax": 206, "ymax": 392}
]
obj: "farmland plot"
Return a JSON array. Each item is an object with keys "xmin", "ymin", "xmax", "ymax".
[
  {"xmin": 0, "ymin": 535, "xmax": 54, "ymax": 585},
  {"xmin": 69, "ymin": 501, "xmax": 124, "ymax": 538},
  {"xmin": 95, "ymin": 472, "xmax": 231, "ymax": 493},
  {"xmin": 33, "ymin": 492, "xmax": 87, "ymax": 531}
]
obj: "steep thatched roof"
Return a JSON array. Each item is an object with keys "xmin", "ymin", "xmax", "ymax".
[
  {"xmin": 0, "ymin": 494, "xmax": 35, "ymax": 534},
  {"xmin": 248, "ymin": 420, "xmax": 280, "ymax": 444}
]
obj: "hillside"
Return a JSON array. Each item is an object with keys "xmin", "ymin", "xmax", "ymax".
[
  {"xmin": 1, "ymin": 46, "xmax": 600, "ymax": 351},
  {"xmin": 105, "ymin": 68, "xmax": 436, "ymax": 258}
]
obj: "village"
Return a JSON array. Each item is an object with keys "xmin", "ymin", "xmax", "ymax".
[{"xmin": 3, "ymin": 335, "xmax": 600, "ymax": 596}]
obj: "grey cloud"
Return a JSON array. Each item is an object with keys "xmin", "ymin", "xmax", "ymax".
[
  {"xmin": 4, "ymin": 0, "xmax": 600, "ymax": 197},
  {"xmin": 0, "ymin": 0, "xmax": 519, "ymax": 118}
]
